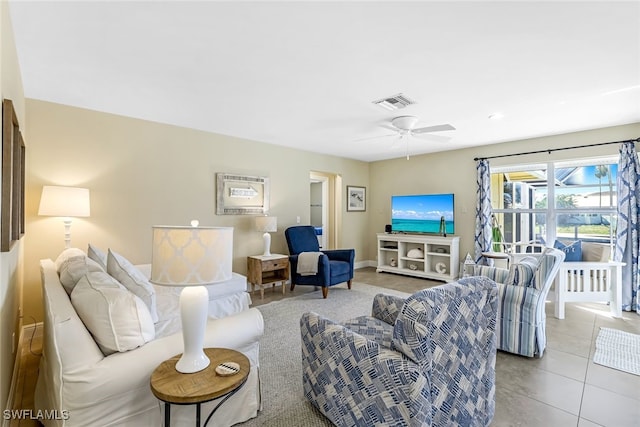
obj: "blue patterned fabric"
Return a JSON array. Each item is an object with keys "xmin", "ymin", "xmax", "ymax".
[
  {"xmin": 343, "ymin": 315, "xmax": 394, "ymax": 349},
  {"xmin": 371, "ymin": 293, "xmax": 406, "ymax": 325},
  {"xmin": 615, "ymin": 142, "xmax": 640, "ymax": 313},
  {"xmin": 300, "ymin": 277, "xmax": 498, "ymax": 427},
  {"xmin": 473, "ymin": 248, "xmax": 565, "ymax": 357},
  {"xmin": 475, "ymin": 159, "xmax": 494, "ymax": 265}
]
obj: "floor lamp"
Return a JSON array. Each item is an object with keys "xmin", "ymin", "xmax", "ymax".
[
  {"xmin": 38, "ymin": 186, "xmax": 91, "ymax": 248},
  {"xmin": 149, "ymin": 225, "xmax": 233, "ymax": 373}
]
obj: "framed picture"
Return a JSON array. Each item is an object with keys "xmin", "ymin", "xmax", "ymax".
[
  {"xmin": 216, "ymin": 173, "xmax": 270, "ymax": 215},
  {"xmin": 347, "ymin": 185, "xmax": 366, "ymax": 212},
  {"xmin": 1, "ymin": 99, "xmax": 25, "ymax": 252}
]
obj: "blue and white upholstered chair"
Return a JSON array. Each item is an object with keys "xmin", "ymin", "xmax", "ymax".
[
  {"xmin": 473, "ymin": 247, "xmax": 565, "ymax": 357},
  {"xmin": 300, "ymin": 276, "xmax": 498, "ymax": 426}
]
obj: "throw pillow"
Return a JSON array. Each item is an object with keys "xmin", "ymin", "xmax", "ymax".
[
  {"xmin": 71, "ymin": 271, "xmax": 155, "ymax": 355},
  {"xmin": 554, "ymin": 240, "xmax": 582, "ymax": 262},
  {"xmin": 107, "ymin": 249, "xmax": 158, "ymax": 322},
  {"xmin": 87, "ymin": 243, "xmax": 108, "ymax": 270},
  {"xmin": 582, "ymin": 242, "xmax": 611, "ymax": 262},
  {"xmin": 54, "ymin": 247, "xmax": 86, "ymax": 272},
  {"xmin": 59, "ymin": 255, "xmax": 105, "ymax": 295},
  {"xmin": 506, "ymin": 256, "xmax": 539, "ymax": 288}
]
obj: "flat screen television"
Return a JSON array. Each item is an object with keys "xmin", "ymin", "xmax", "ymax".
[{"xmin": 391, "ymin": 193, "xmax": 454, "ymax": 235}]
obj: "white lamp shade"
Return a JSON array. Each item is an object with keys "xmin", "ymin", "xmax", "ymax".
[
  {"xmin": 38, "ymin": 186, "xmax": 90, "ymax": 217},
  {"xmin": 254, "ymin": 216, "xmax": 277, "ymax": 232},
  {"xmin": 150, "ymin": 226, "xmax": 233, "ymax": 286}
]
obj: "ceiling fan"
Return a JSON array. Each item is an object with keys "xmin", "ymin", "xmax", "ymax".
[
  {"xmin": 385, "ymin": 115, "xmax": 455, "ymax": 140},
  {"xmin": 357, "ymin": 116, "xmax": 456, "ymax": 159}
]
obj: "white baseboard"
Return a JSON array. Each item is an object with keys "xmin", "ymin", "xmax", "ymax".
[
  {"xmin": 354, "ymin": 260, "xmax": 377, "ymax": 269},
  {"xmin": 3, "ymin": 323, "xmax": 41, "ymax": 427}
]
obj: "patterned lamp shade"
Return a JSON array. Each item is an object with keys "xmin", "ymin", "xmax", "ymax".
[
  {"xmin": 150, "ymin": 226, "xmax": 233, "ymax": 286},
  {"xmin": 254, "ymin": 216, "xmax": 277, "ymax": 232}
]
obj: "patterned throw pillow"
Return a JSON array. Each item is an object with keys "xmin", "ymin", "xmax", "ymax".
[
  {"xmin": 554, "ymin": 239, "xmax": 582, "ymax": 262},
  {"xmin": 506, "ymin": 256, "xmax": 539, "ymax": 288}
]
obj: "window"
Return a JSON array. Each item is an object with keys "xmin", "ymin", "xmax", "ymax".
[{"xmin": 491, "ymin": 157, "xmax": 617, "ymax": 249}]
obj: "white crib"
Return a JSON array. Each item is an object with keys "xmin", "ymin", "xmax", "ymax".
[{"xmin": 551, "ymin": 261, "xmax": 623, "ymax": 319}]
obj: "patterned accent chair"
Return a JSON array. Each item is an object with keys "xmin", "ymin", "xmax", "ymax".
[
  {"xmin": 300, "ymin": 277, "xmax": 498, "ymax": 427},
  {"xmin": 473, "ymin": 247, "xmax": 565, "ymax": 358},
  {"xmin": 285, "ymin": 225, "xmax": 355, "ymax": 298}
]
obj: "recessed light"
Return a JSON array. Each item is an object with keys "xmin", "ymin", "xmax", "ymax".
[{"xmin": 488, "ymin": 113, "xmax": 504, "ymax": 120}]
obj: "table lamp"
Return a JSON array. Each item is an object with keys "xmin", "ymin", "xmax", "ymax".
[
  {"xmin": 38, "ymin": 185, "xmax": 90, "ymax": 248},
  {"xmin": 149, "ymin": 224, "xmax": 233, "ymax": 373},
  {"xmin": 254, "ymin": 216, "xmax": 277, "ymax": 256}
]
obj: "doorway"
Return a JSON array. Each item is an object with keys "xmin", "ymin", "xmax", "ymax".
[{"xmin": 309, "ymin": 171, "xmax": 342, "ymax": 249}]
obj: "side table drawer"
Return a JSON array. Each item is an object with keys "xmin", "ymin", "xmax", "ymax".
[{"xmin": 261, "ymin": 258, "xmax": 288, "ymax": 272}]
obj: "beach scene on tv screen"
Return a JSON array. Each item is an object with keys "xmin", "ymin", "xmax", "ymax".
[{"xmin": 392, "ymin": 194, "xmax": 454, "ymax": 234}]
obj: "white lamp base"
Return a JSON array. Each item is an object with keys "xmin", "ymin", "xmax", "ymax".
[
  {"xmin": 176, "ymin": 285, "xmax": 210, "ymax": 373},
  {"xmin": 63, "ymin": 218, "xmax": 73, "ymax": 249},
  {"xmin": 262, "ymin": 232, "xmax": 272, "ymax": 256}
]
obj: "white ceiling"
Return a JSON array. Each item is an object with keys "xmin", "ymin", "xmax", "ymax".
[{"xmin": 8, "ymin": 1, "xmax": 640, "ymax": 162}]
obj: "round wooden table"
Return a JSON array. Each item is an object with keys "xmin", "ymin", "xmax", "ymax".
[
  {"xmin": 150, "ymin": 348, "xmax": 250, "ymax": 427},
  {"xmin": 481, "ymin": 251, "xmax": 511, "ymax": 267}
]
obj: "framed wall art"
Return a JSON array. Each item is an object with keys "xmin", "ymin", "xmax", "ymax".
[
  {"xmin": 2, "ymin": 99, "xmax": 25, "ymax": 252},
  {"xmin": 347, "ymin": 185, "xmax": 366, "ymax": 212},
  {"xmin": 216, "ymin": 173, "xmax": 270, "ymax": 215}
]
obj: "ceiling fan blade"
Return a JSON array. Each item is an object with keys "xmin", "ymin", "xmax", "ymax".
[
  {"xmin": 353, "ymin": 133, "xmax": 397, "ymax": 143},
  {"xmin": 380, "ymin": 123, "xmax": 399, "ymax": 132},
  {"xmin": 411, "ymin": 133, "xmax": 452, "ymax": 144},
  {"xmin": 412, "ymin": 124, "xmax": 456, "ymax": 134}
]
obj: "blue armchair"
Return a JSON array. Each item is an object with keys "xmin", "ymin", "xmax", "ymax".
[
  {"xmin": 300, "ymin": 276, "xmax": 499, "ymax": 426},
  {"xmin": 285, "ymin": 226, "xmax": 355, "ymax": 298}
]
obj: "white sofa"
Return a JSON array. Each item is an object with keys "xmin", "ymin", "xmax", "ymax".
[{"xmin": 34, "ymin": 250, "xmax": 264, "ymax": 427}]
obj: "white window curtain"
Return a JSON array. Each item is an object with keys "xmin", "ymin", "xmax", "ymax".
[
  {"xmin": 475, "ymin": 159, "xmax": 493, "ymax": 264},
  {"xmin": 615, "ymin": 142, "xmax": 640, "ymax": 314}
]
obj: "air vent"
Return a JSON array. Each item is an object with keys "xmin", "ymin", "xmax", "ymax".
[{"xmin": 372, "ymin": 93, "xmax": 416, "ymax": 111}]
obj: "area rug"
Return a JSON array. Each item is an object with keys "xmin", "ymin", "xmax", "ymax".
[
  {"xmin": 238, "ymin": 282, "xmax": 409, "ymax": 426},
  {"xmin": 593, "ymin": 327, "xmax": 640, "ymax": 376}
]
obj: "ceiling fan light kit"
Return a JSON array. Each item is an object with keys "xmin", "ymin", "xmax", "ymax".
[{"xmin": 391, "ymin": 115, "xmax": 419, "ymax": 131}]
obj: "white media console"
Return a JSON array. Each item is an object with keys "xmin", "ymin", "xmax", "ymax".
[{"xmin": 376, "ymin": 233, "xmax": 460, "ymax": 281}]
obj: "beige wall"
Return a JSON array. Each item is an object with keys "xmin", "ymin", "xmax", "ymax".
[
  {"xmin": 369, "ymin": 122, "xmax": 640, "ymax": 262},
  {"xmin": 24, "ymin": 99, "xmax": 640, "ymax": 330},
  {"xmin": 1, "ymin": 1, "xmax": 26, "ymax": 412},
  {"xmin": 23, "ymin": 100, "xmax": 370, "ymax": 323}
]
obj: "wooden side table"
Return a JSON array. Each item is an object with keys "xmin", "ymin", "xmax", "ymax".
[
  {"xmin": 247, "ymin": 254, "xmax": 289, "ymax": 299},
  {"xmin": 150, "ymin": 348, "xmax": 250, "ymax": 427},
  {"xmin": 481, "ymin": 251, "xmax": 511, "ymax": 268}
]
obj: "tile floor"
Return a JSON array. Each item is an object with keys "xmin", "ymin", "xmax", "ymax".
[{"xmin": 11, "ymin": 267, "xmax": 640, "ymax": 426}]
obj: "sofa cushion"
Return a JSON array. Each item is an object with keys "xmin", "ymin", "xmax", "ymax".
[
  {"xmin": 554, "ymin": 239, "xmax": 582, "ymax": 262},
  {"xmin": 59, "ymin": 255, "xmax": 105, "ymax": 295},
  {"xmin": 87, "ymin": 243, "xmax": 108, "ymax": 270},
  {"xmin": 54, "ymin": 247, "xmax": 87, "ymax": 272},
  {"xmin": 71, "ymin": 271, "xmax": 155, "ymax": 355},
  {"xmin": 107, "ymin": 249, "xmax": 158, "ymax": 322},
  {"xmin": 506, "ymin": 256, "xmax": 539, "ymax": 288}
]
